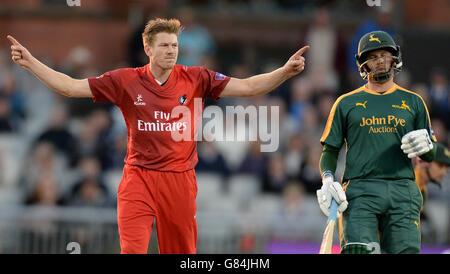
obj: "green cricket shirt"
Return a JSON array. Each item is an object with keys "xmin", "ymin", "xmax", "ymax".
[{"xmin": 320, "ymin": 83, "xmax": 437, "ymax": 181}]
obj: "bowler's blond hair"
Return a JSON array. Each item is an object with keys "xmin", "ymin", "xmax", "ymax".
[{"xmin": 142, "ymin": 18, "xmax": 183, "ymax": 47}]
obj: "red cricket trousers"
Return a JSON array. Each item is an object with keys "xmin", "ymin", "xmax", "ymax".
[{"xmin": 117, "ymin": 164, "xmax": 198, "ymax": 254}]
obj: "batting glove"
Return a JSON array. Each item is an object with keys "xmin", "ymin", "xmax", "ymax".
[
  {"xmin": 401, "ymin": 129, "xmax": 434, "ymax": 158},
  {"xmin": 316, "ymin": 175, "xmax": 348, "ymax": 218}
]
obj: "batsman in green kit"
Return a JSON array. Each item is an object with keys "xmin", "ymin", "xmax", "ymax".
[{"xmin": 316, "ymin": 31, "xmax": 437, "ymax": 254}]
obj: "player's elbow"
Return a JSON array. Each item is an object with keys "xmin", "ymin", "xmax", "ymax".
[
  {"xmin": 61, "ymin": 88, "xmax": 74, "ymax": 98},
  {"xmin": 61, "ymin": 86, "xmax": 80, "ymax": 98},
  {"xmin": 55, "ymin": 86, "xmax": 73, "ymax": 98}
]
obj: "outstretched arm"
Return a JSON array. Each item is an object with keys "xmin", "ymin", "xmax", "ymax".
[
  {"xmin": 7, "ymin": 35, "xmax": 93, "ymax": 98},
  {"xmin": 219, "ymin": 46, "xmax": 309, "ymax": 98}
]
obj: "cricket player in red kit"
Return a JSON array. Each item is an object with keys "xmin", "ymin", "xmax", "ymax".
[{"xmin": 7, "ymin": 18, "xmax": 309, "ymax": 254}]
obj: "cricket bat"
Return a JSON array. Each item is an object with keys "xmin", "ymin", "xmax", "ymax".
[{"xmin": 319, "ymin": 199, "xmax": 338, "ymax": 254}]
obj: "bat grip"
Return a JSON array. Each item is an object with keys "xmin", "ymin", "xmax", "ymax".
[{"xmin": 327, "ymin": 199, "xmax": 338, "ymax": 223}]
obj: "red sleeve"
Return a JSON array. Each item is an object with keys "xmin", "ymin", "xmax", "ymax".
[
  {"xmin": 199, "ymin": 67, "xmax": 231, "ymax": 100},
  {"xmin": 88, "ymin": 69, "xmax": 126, "ymax": 105}
]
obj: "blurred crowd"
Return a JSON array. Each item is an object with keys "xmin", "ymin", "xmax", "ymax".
[{"xmin": 0, "ymin": 2, "xmax": 448, "ymax": 248}]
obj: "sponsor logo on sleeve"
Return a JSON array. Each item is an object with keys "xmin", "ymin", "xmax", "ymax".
[{"xmin": 214, "ymin": 73, "xmax": 226, "ymax": 80}]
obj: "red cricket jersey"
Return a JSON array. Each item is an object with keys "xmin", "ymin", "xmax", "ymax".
[{"xmin": 88, "ymin": 64, "xmax": 230, "ymax": 172}]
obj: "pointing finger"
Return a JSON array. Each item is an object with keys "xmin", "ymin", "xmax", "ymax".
[
  {"xmin": 293, "ymin": 45, "xmax": 310, "ymax": 57},
  {"xmin": 7, "ymin": 35, "xmax": 22, "ymax": 46}
]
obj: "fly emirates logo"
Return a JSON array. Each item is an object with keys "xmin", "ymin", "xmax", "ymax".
[
  {"xmin": 138, "ymin": 111, "xmax": 187, "ymax": 132},
  {"xmin": 360, "ymin": 115, "xmax": 406, "ymax": 134}
]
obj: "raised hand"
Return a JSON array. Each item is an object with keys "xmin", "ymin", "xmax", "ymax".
[
  {"xmin": 7, "ymin": 35, "xmax": 34, "ymax": 69},
  {"xmin": 283, "ymin": 45, "xmax": 309, "ymax": 77}
]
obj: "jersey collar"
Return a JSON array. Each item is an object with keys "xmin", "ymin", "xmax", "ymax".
[
  {"xmin": 145, "ymin": 64, "xmax": 176, "ymax": 91},
  {"xmin": 363, "ymin": 83, "xmax": 398, "ymax": 95}
]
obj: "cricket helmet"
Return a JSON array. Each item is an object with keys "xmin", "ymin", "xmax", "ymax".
[{"xmin": 355, "ymin": 30, "xmax": 402, "ymax": 83}]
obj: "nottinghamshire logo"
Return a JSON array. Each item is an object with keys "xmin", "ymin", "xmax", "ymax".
[
  {"xmin": 360, "ymin": 115, "xmax": 406, "ymax": 134},
  {"xmin": 392, "ymin": 100, "xmax": 411, "ymax": 112},
  {"xmin": 369, "ymin": 34, "xmax": 381, "ymax": 44}
]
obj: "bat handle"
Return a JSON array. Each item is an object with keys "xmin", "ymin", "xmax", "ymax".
[{"xmin": 327, "ymin": 199, "xmax": 338, "ymax": 223}]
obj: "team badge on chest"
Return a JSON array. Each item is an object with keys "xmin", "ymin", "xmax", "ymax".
[{"xmin": 179, "ymin": 94, "xmax": 187, "ymax": 105}]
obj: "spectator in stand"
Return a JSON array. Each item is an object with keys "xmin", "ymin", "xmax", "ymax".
[
  {"xmin": 35, "ymin": 103, "xmax": 78, "ymax": 167},
  {"xmin": 22, "ymin": 170, "xmax": 61, "ymax": 251},
  {"xmin": 237, "ymin": 140, "xmax": 268, "ymax": 178},
  {"xmin": 430, "ymin": 118, "xmax": 448, "ymax": 145},
  {"xmin": 20, "ymin": 141, "xmax": 67, "ymax": 202},
  {"xmin": 88, "ymin": 108, "xmax": 115, "ymax": 170},
  {"xmin": 0, "ymin": 96, "xmax": 15, "ymax": 132},
  {"xmin": 103, "ymin": 132, "xmax": 128, "ymax": 171},
  {"xmin": 62, "ymin": 155, "xmax": 111, "ymax": 207},
  {"xmin": 428, "ymin": 68, "xmax": 449, "ymax": 127},
  {"xmin": 269, "ymin": 181, "xmax": 319, "ymax": 241},
  {"xmin": 73, "ymin": 116, "xmax": 100, "ymax": 159},
  {"xmin": 300, "ymin": 106, "xmax": 322, "ymax": 141},
  {"xmin": 1, "ymin": 57, "xmax": 26, "ymax": 132},
  {"xmin": 72, "ymin": 111, "xmax": 112, "ymax": 169},
  {"xmin": 283, "ymin": 133, "xmax": 306, "ymax": 180},
  {"xmin": 317, "ymin": 93, "xmax": 335, "ymax": 130},
  {"xmin": 411, "ymin": 83, "xmax": 431, "ymax": 107},
  {"xmin": 395, "ymin": 68, "xmax": 411, "ymax": 90},
  {"xmin": 289, "ymin": 77, "xmax": 314, "ymax": 131},
  {"xmin": 0, "ymin": 72, "xmax": 26, "ymax": 121},
  {"xmin": 196, "ymin": 140, "xmax": 230, "ymax": 178},
  {"xmin": 177, "ymin": 7, "xmax": 216, "ymax": 67},
  {"xmin": 303, "ymin": 6, "xmax": 339, "ymax": 94},
  {"xmin": 262, "ymin": 152, "xmax": 289, "ymax": 193},
  {"xmin": 25, "ymin": 170, "xmax": 61, "ymax": 206},
  {"xmin": 299, "ymin": 142, "xmax": 322, "ymax": 194},
  {"xmin": 268, "ymin": 96, "xmax": 297, "ymax": 149}
]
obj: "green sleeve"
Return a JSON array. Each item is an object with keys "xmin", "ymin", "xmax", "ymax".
[{"xmin": 319, "ymin": 144, "xmax": 340, "ymax": 176}]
